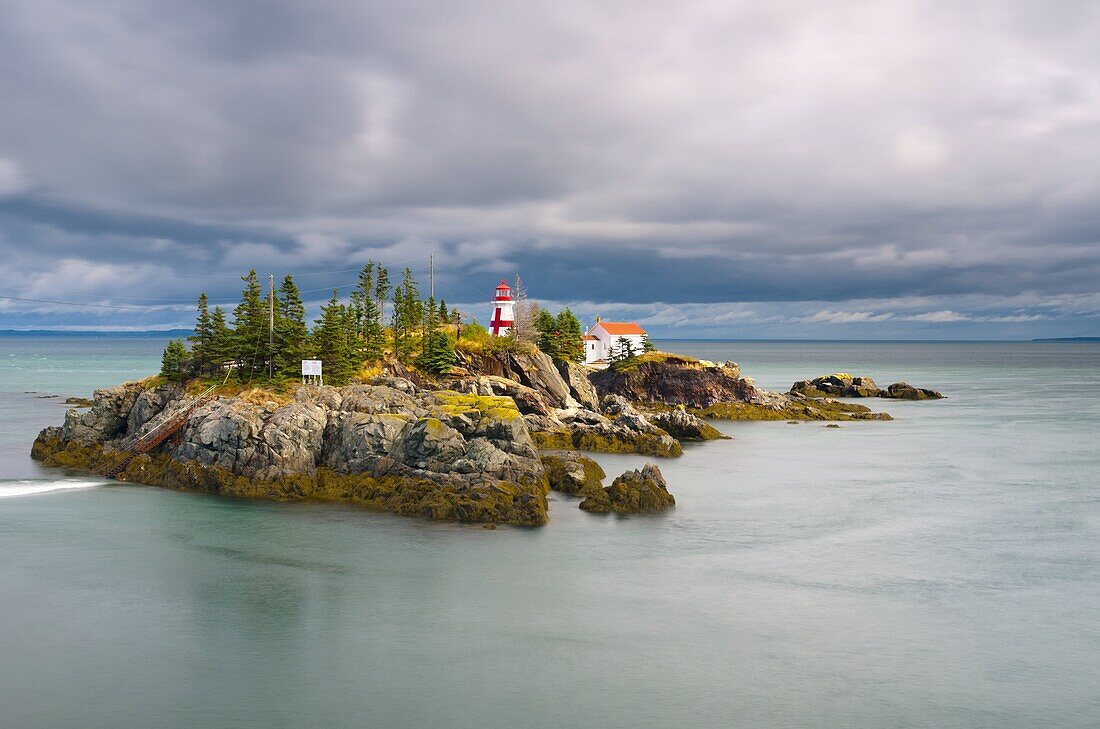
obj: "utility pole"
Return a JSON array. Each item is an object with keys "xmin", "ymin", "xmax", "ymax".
[
  {"xmin": 430, "ymin": 253, "xmax": 435, "ymax": 299},
  {"xmin": 268, "ymin": 273, "xmax": 275, "ymax": 379}
]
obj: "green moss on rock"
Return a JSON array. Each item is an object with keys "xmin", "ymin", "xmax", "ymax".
[{"xmin": 31, "ymin": 432, "xmax": 547, "ymax": 526}]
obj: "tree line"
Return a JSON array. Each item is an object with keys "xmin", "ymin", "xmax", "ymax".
[{"xmin": 160, "ymin": 265, "xmax": 587, "ymax": 386}]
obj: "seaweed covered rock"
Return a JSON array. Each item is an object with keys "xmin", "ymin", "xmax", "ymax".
[
  {"xmin": 878, "ymin": 382, "xmax": 945, "ymax": 400},
  {"xmin": 790, "ymin": 373, "xmax": 881, "ymax": 398},
  {"xmin": 589, "ymin": 356, "xmax": 759, "ymax": 409},
  {"xmin": 33, "ymin": 382, "xmax": 550, "ymax": 526},
  {"xmin": 648, "ymin": 407, "xmax": 729, "ymax": 442},
  {"xmin": 528, "ymin": 395, "xmax": 683, "ymax": 457},
  {"xmin": 540, "ymin": 452, "xmax": 605, "ymax": 496},
  {"xmin": 579, "ymin": 464, "xmax": 675, "ymax": 514}
]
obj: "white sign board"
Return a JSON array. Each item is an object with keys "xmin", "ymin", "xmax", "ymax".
[{"xmin": 301, "ymin": 360, "xmax": 323, "ymax": 376}]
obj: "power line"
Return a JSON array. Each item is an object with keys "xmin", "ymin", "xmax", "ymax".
[{"xmin": 0, "ymin": 295, "xmax": 170, "ymax": 311}]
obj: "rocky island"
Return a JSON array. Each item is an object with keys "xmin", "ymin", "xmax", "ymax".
[{"xmin": 29, "ymin": 265, "xmax": 945, "ymax": 527}]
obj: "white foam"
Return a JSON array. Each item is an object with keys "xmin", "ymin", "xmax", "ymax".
[{"xmin": 0, "ymin": 479, "xmax": 104, "ymax": 498}]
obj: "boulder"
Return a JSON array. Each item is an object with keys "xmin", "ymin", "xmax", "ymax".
[
  {"xmin": 878, "ymin": 382, "xmax": 944, "ymax": 400},
  {"xmin": 540, "ymin": 452, "xmax": 605, "ymax": 496},
  {"xmin": 579, "ymin": 464, "xmax": 675, "ymax": 514}
]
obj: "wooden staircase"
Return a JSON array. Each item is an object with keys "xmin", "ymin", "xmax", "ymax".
[{"xmin": 105, "ymin": 382, "xmax": 220, "ymax": 479}]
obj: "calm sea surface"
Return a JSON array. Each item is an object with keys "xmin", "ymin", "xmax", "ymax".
[{"xmin": 1, "ymin": 337, "xmax": 1098, "ymax": 728}]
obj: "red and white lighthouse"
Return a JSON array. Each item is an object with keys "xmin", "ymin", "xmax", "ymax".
[{"xmin": 489, "ymin": 279, "xmax": 515, "ymax": 336}]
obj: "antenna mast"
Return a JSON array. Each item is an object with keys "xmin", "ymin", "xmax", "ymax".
[
  {"xmin": 430, "ymin": 253, "xmax": 435, "ymax": 299},
  {"xmin": 268, "ymin": 273, "xmax": 275, "ymax": 379}
]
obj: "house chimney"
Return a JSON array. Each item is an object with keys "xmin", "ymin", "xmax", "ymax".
[{"xmin": 595, "ymin": 315, "xmax": 602, "ymax": 323}]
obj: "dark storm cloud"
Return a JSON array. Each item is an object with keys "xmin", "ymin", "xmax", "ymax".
[{"xmin": 1, "ymin": 0, "xmax": 1099, "ymax": 335}]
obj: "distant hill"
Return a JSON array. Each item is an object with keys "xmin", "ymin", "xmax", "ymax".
[
  {"xmin": 1032, "ymin": 337, "xmax": 1100, "ymax": 342},
  {"xmin": 0, "ymin": 329, "xmax": 193, "ymax": 338}
]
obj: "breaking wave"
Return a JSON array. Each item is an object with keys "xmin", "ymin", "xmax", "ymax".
[{"xmin": 0, "ymin": 479, "xmax": 104, "ymax": 498}]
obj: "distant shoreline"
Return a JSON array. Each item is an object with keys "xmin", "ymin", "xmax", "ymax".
[{"xmin": 0, "ymin": 329, "xmax": 193, "ymax": 338}]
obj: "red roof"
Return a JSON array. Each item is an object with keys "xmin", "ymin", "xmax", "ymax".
[
  {"xmin": 596, "ymin": 321, "xmax": 646, "ymax": 335},
  {"xmin": 496, "ymin": 279, "xmax": 510, "ymax": 289},
  {"xmin": 583, "ymin": 335, "xmax": 599, "ymax": 341}
]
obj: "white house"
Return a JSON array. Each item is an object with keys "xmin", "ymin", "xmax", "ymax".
[{"xmin": 584, "ymin": 318, "xmax": 648, "ymax": 365}]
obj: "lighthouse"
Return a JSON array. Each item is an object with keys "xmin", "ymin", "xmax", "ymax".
[{"xmin": 488, "ymin": 279, "xmax": 515, "ymax": 336}]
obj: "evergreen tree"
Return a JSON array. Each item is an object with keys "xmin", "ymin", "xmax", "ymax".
[
  {"xmin": 555, "ymin": 308, "xmax": 585, "ymax": 363},
  {"xmin": 391, "ymin": 268, "xmax": 422, "ymax": 363},
  {"xmin": 188, "ymin": 293, "xmax": 213, "ymax": 375},
  {"xmin": 233, "ymin": 270, "xmax": 266, "ymax": 380},
  {"xmin": 311, "ymin": 290, "xmax": 354, "ymax": 386},
  {"xmin": 535, "ymin": 309, "xmax": 560, "ymax": 358},
  {"xmin": 417, "ymin": 330, "xmax": 457, "ymax": 374},
  {"xmin": 374, "ymin": 265, "xmax": 391, "ymax": 325},
  {"xmin": 274, "ymin": 275, "xmax": 308, "ymax": 378},
  {"xmin": 208, "ymin": 306, "xmax": 233, "ymax": 374},
  {"xmin": 438, "ymin": 299, "xmax": 449, "ymax": 328},
  {"xmin": 641, "ymin": 333, "xmax": 656, "ymax": 353},
  {"xmin": 160, "ymin": 339, "xmax": 188, "ymax": 381},
  {"xmin": 610, "ymin": 336, "xmax": 636, "ymax": 362}
]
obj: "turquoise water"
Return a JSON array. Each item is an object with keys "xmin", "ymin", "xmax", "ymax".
[{"xmin": 1, "ymin": 337, "xmax": 1098, "ymax": 728}]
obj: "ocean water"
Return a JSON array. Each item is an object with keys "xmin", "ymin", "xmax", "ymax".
[{"xmin": 1, "ymin": 336, "xmax": 1098, "ymax": 729}]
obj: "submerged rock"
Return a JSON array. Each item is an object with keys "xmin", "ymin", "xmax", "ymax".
[{"xmin": 579, "ymin": 464, "xmax": 675, "ymax": 514}]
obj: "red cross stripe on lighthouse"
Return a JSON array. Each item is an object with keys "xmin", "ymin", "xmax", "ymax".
[
  {"xmin": 489, "ymin": 313, "xmax": 514, "ymax": 335},
  {"xmin": 489, "ymin": 279, "xmax": 515, "ymax": 336}
]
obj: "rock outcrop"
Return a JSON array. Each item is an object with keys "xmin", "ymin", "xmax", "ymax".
[
  {"xmin": 525, "ymin": 395, "xmax": 684, "ymax": 457},
  {"xmin": 579, "ymin": 464, "xmax": 675, "ymax": 514},
  {"xmin": 540, "ymin": 452, "xmax": 605, "ymax": 496},
  {"xmin": 33, "ymin": 381, "xmax": 549, "ymax": 526},
  {"xmin": 590, "ymin": 356, "xmax": 758, "ymax": 409},
  {"xmin": 648, "ymin": 407, "xmax": 729, "ymax": 442}
]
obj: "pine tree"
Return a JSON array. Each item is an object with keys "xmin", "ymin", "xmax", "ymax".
[
  {"xmin": 555, "ymin": 308, "xmax": 585, "ymax": 363},
  {"xmin": 535, "ymin": 309, "xmax": 560, "ymax": 359},
  {"xmin": 374, "ymin": 265, "xmax": 391, "ymax": 325},
  {"xmin": 160, "ymin": 339, "xmax": 188, "ymax": 381},
  {"xmin": 311, "ymin": 290, "xmax": 354, "ymax": 385},
  {"xmin": 641, "ymin": 333, "xmax": 655, "ymax": 353},
  {"xmin": 208, "ymin": 306, "xmax": 233, "ymax": 374},
  {"xmin": 275, "ymin": 275, "xmax": 308, "ymax": 379},
  {"xmin": 391, "ymin": 268, "xmax": 422, "ymax": 363},
  {"xmin": 188, "ymin": 293, "xmax": 213, "ymax": 375},
  {"xmin": 233, "ymin": 270, "xmax": 266, "ymax": 381},
  {"xmin": 417, "ymin": 330, "xmax": 457, "ymax": 374},
  {"xmin": 438, "ymin": 299, "xmax": 449, "ymax": 328}
]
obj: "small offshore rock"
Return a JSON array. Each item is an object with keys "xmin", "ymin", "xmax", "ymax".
[
  {"xmin": 540, "ymin": 452, "xmax": 605, "ymax": 496},
  {"xmin": 579, "ymin": 464, "xmax": 675, "ymax": 515},
  {"xmin": 878, "ymin": 382, "xmax": 945, "ymax": 400},
  {"xmin": 790, "ymin": 373, "xmax": 881, "ymax": 398}
]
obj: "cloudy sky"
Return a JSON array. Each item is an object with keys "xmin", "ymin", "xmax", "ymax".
[{"xmin": 1, "ymin": 0, "xmax": 1098, "ymax": 338}]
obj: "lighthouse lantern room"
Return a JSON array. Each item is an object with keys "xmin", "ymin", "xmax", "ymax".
[{"xmin": 489, "ymin": 279, "xmax": 515, "ymax": 336}]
